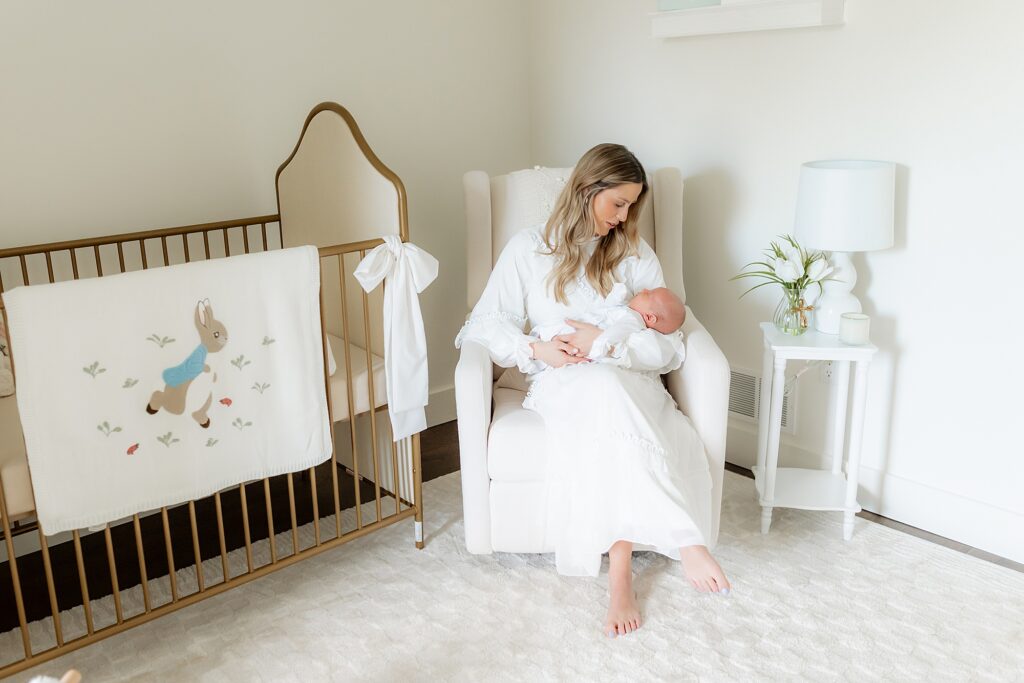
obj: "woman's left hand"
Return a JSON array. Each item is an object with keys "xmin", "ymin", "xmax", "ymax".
[{"xmin": 554, "ymin": 319, "xmax": 602, "ymax": 357}]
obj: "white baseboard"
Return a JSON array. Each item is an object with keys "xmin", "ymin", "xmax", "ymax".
[
  {"xmin": 727, "ymin": 422, "xmax": 1024, "ymax": 565},
  {"xmin": 426, "ymin": 384, "xmax": 456, "ymax": 427}
]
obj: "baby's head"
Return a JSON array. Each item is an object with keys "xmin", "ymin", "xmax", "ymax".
[{"xmin": 628, "ymin": 287, "xmax": 686, "ymax": 334}]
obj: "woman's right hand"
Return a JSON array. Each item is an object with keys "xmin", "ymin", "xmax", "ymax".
[{"xmin": 530, "ymin": 339, "xmax": 590, "ymax": 369}]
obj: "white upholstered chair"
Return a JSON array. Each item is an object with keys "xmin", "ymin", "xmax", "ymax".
[{"xmin": 455, "ymin": 167, "xmax": 730, "ymax": 556}]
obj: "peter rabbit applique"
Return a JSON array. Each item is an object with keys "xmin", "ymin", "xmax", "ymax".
[{"xmin": 146, "ymin": 299, "xmax": 227, "ymax": 428}]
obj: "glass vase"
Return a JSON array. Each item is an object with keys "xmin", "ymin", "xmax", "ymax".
[{"xmin": 773, "ymin": 287, "xmax": 813, "ymax": 336}]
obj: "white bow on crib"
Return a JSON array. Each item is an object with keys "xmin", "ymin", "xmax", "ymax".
[{"xmin": 353, "ymin": 235, "xmax": 438, "ymax": 442}]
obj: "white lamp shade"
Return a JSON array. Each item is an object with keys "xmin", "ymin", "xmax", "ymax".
[{"xmin": 794, "ymin": 160, "xmax": 895, "ymax": 252}]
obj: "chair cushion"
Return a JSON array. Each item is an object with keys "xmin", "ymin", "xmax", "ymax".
[
  {"xmin": 487, "ymin": 387, "xmax": 547, "ymax": 483},
  {"xmin": 0, "ymin": 395, "xmax": 34, "ymax": 519}
]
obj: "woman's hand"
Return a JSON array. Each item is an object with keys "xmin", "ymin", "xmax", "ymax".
[
  {"xmin": 530, "ymin": 339, "xmax": 590, "ymax": 369},
  {"xmin": 553, "ymin": 320, "xmax": 602, "ymax": 357}
]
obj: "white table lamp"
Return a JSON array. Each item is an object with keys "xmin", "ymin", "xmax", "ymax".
[{"xmin": 794, "ymin": 160, "xmax": 895, "ymax": 334}]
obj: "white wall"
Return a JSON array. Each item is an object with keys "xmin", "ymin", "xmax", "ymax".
[
  {"xmin": 0, "ymin": 0, "xmax": 534, "ymax": 422},
  {"xmin": 527, "ymin": 0, "xmax": 1024, "ymax": 562}
]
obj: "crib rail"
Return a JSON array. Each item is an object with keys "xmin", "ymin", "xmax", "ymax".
[{"xmin": 0, "ymin": 216, "xmax": 424, "ymax": 677}]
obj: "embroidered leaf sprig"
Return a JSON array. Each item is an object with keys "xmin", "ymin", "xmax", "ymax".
[
  {"xmin": 146, "ymin": 334, "xmax": 176, "ymax": 348},
  {"xmin": 206, "ymin": 438, "xmax": 219, "ymax": 447},
  {"xmin": 251, "ymin": 382, "xmax": 271, "ymax": 394},
  {"xmin": 97, "ymin": 421, "xmax": 122, "ymax": 437},
  {"xmin": 231, "ymin": 354, "xmax": 251, "ymax": 370},
  {"xmin": 261, "ymin": 336, "xmax": 275, "ymax": 346},
  {"xmin": 83, "ymin": 361, "xmax": 106, "ymax": 378},
  {"xmin": 232, "ymin": 417, "xmax": 253, "ymax": 431},
  {"xmin": 157, "ymin": 432, "xmax": 180, "ymax": 447},
  {"xmin": 123, "ymin": 378, "xmax": 139, "ymax": 388}
]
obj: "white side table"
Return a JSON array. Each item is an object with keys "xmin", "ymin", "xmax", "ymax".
[{"xmin": 753, "ymin": 322, "xmax": 878, "ymax": 540}]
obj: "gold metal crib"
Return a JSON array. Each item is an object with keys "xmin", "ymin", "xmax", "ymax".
[{"xmin": 0, "ymin": 103, "xmax": 424, "ymax": 677}]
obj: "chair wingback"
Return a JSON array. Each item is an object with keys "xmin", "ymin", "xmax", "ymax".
[{"xmin": 464, "ymin": 166, "xmax": 681, "ymax": 310}]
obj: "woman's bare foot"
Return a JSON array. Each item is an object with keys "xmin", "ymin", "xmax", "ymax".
[
  {"xmin": 605, "ymin": 540, "xmax": 642, "ymax": 637},
  {"xmin": 680, "ymin": 545, "xmax": 731, "ymax": 595}
]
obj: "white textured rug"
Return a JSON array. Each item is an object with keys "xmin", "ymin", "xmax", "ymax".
[{"xmin": 7, "ymin": 471, "xmax": 1024, "ymax": 682}]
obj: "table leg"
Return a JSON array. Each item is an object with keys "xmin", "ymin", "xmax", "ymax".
[
  {"xmin": 830, "ymin": 360, "xmax": 851, "ymax": 475},
  {"xmin": 761, "ymin": 355, "xmax": 787, "ymax": 534},
  {"xmin": 756, "ymin": 342, "xmax": 773, "ymax": 479},
  {"xmin": 843, "ymin": 360, "xmax": 870, "ymax": 540}
]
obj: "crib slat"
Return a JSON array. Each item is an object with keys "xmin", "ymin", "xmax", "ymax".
[
  {"xmin": 104, "ymin": 525, "xmax": 124, "ymax": 624},
  {"xmin": 337, "ymin": 254, "xmax": 363, "ymax": 530},
  {"xmin": 182, "ymin": 233, "xmax": 191, "ymax": 263},
  {"xmin": 223, "ymin": 229, "xmax": 230, "ymax": 257},
  {"xmin": 319, "ymin": 278, "xmax": 342, "ymax": 540},
  {"xmin": 360, "ymin": 253, "xmax": 383, "ymax": 523},
  {"xmin": 390, "ymin": 433, "xmax": 401, "ymax": 514},
  {"xmin": 0, "ymin": 268, "xmax": 5, "ymax": 293},
  {"xmin": 37, "ymin": 527, "xmax": 64, "ymax": 645},
  {"xmin": 261, "ymin": 223, "xmax": 268, "ymax": 251},
  {"xmin": 242, "ymin": 224, "xmax": 250, "ymax": 254},
  {"xmin": 161, "ymin": 507, "xmax": 179, "ymax": 602},
  {"xmin": 239, "ymin": 483, "xmax": 254, "ymax": 573},
  {"xmin": 287, "ymin": 473, "xmax": 299, "ymax": 556},
  {"xmin": 0, "ymin": 472, "xmax": 32, "ymax": 657},
  {"xmin": 214, "ymin": 492, "xmax": 229, "ymax": 582},
  {"xmin": 70, "ymin": 248, "xmax": 79, "ymax": 279},
  {"xmin": 160, "ymin": 236, "xmax": 169, "ymax": 266},
  {"xmin": 138, "ymin": 240, "xmax": 148, "ymax": 269},
  {"xmin": 45, "ymin": 252, "xmax": 55, "ymax": 283},
  {"xmin": 264, "ymin": 478, "xmax": 277, "ymax": 564},
  {"xmin": 18, "ymin": 254, "xmax": 29, "ymax": 286},
  {"xmin": 133, "ymin": 515, "xmax": 152, "ymax": 613},
  {"xmin": 116, "ymin": 242, "xmax": 126, "ymax": 273},
  {"xmin": 72, "ymin": 531, "xmax": 95, "ymax": 634},
  {"xmin": 188, "ymin": 501, "xmax": 205, "ymax": 592},
  {"xmin": 309, "ymin": 466, "xmax": 321, "ymax": 546},
  {"xmin": 93, "ymin": 245, "xmax": 102, "ymax": 276},
  {"xmin": 203, "ymin": 230, "xmax": 211, "ymax": 260}
]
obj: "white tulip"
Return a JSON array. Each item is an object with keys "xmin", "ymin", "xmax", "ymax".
[
  {"xmin": 775, "ymin": 258, "xmax": 803, "ymax": 283},
  {"xmin": 806, "ymin": 259, "xmax": 832, "ymax": 282}
]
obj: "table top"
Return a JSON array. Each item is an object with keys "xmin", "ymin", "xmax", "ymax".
[{"xmin": 760, "ymin": 322, "xmax": 877, "ymax": 360}]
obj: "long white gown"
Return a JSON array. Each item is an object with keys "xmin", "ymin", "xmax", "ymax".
[{"xmin": 455, "ymin": 227, "xmax": 713, "ymax": 577}]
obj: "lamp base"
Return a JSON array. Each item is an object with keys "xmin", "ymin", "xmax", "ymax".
[{"xmin": 813, "ymin": 251, "xmax": 861, "ymax": 334}]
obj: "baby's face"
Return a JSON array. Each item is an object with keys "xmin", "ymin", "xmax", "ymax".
[
  {"xmin": 628, "ymin": 287, "xmax": 686, "ymax": 333},
  {"xmin": 628, "ymin": 289, "xmax": 659, "ymax": 318}
]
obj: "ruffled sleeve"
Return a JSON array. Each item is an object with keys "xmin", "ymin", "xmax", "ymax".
[
  {"xmin": 590, "ymin": 238, "xmax": 686, "ymax": 373},
  {"xmin": 454, "ymin": 231, "xmax": 546, "ymax": 375}
]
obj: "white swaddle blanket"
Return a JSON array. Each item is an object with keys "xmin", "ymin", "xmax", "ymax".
[{"xmin": 2, "ymin": 246, "xmax": 332, "ymax": 534}]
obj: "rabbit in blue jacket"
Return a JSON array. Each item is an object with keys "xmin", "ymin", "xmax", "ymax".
[{"xmin": 146, "ymin": 299, "xmax": 227, "ymax": 428}]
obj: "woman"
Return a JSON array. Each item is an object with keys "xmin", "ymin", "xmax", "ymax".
[{"xmin": 455, "ymin": 144, "xmax": 730, "ymax": 638}]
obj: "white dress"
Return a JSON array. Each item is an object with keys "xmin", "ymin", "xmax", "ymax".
[{"xmin": 455, "ymin": 228, "xmax": 713, "ymax": 577}]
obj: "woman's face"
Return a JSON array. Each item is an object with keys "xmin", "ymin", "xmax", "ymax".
[{"xmin": 590, "ymin": 182, "xmax": 643, "ymax": 237}]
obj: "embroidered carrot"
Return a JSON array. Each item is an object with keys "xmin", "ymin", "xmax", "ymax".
[
  {"xmin": 127, "ymin": 443, "xmax": 140, "ymax": 455},
  {"xmin": 220, "ymin": 397, "xmax": 232, "ymax": 406}
]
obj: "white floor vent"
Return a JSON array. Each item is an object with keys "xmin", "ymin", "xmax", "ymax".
[{"xmin": 729, "ymin": 367, "xmax": 794, "ymax": 433}]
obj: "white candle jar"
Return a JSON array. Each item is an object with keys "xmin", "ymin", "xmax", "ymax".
[{"xmin": 839, "ymin": 313, "xmax": 870, "ymax": 345}]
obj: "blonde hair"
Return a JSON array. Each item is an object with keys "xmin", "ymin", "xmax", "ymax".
[{"xmin": 541, "ymin": 143, "xmax": 649, "ymax": 305}]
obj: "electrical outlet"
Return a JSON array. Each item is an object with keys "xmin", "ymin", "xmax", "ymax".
[{"xmin": 819, "ymin": 360, "xmax": 834, "ymax": 383}]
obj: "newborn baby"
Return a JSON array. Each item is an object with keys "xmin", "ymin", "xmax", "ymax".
[{"xmin": 530, "ymin": 283, "xmax": 686, "ymax": 361}]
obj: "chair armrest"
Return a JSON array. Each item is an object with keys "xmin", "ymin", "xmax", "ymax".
[
  {"xmin": 664, "ymin": 307, "xmax": 730, "ymax": 546},
  {"xmin": 454, "ymin": 340, "xmax": 494, "ymax": 554}
]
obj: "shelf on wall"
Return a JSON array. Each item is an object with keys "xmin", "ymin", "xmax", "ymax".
[{"xmin": 651, "ymin": 0, "xmax": 845, "ymax": 39}]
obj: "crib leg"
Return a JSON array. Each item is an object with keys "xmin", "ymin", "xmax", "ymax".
[{"xmin": 412, "ymin": 433, "xmax": 424, "ymax": 549}]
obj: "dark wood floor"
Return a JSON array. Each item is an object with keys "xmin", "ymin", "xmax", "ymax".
[
  {"xmin": 1, "ymin": 420, "xmax": 1018, "ymax": 633},
  {"xmin": 0, "ymin": 421, "xmax": 463, "ymax": 633}
]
